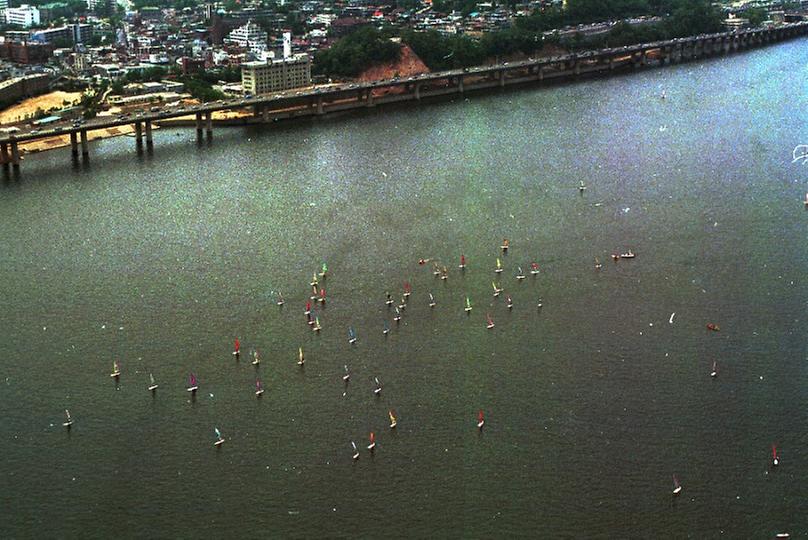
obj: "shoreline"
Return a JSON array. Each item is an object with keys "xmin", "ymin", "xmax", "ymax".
[{"xmin": 10, "ymin": 25, "xmax": 808, "ymax": 159}]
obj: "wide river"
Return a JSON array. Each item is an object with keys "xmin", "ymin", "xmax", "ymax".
[{"xmin": 2, "ymin": 39, "xmax": 807, "ymax": 538}]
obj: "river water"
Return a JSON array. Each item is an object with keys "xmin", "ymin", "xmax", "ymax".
[{"xmin": 2, "ymin": 40, "xmax": 807, "ymax": 538}]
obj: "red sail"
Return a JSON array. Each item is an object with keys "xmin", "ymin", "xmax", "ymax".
[
  {"xmin": 370, "ymin": 432, "xmax": 375, "ymax": 444},
  {"xmin": 478, "ymin": 410, "xmax": 484, "ymax": 423},
  {"xmin": 234, "ymin": 338, "xmax": 240, "ymax": 352},
  {"xmin": 461, "ymin": 255, "xmax": 466, "ymax": 265},
  {"xmin": 772, "ymin": 444, "xmax": 777, "ymax": 459}
]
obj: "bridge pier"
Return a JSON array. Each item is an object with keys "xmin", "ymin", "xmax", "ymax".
[
  {"xmin": 135, "ymin": 121, "xmax": 143, "ymax": 149},
  {"xmin": 80, "ymin": 130, "xmax": 89, "ymax": 158},
  {"xmin": 1, "ymin": 142, "xmax": 9, "ymax": 168},
  {"xmin": 415, "ymin": 82, "xmax": 421, "ymax": 100},
  {"xmin": 262, "ymin": 105, "xmax": 269, "ymax": 122},
  {"xmin": 316, "ymin": 95, "xmax": 324, "ymax": 115},
  {"xmin": 498, "ymin": 70, "xmax": 505, "ymax": 88},
  {"xmin": 10, "ymin": 140, "xmax": 20, "ymax": 169},
  {"xmin": 458, "ymin": 76, "xmax": 464, "ymax": 93},
  {"xmin": 145, "ymin": 120, "xmax": 153, "ymax": 148},
  {"xmin": 70, "ymin": 132, "xmax": 78, "ymax": 158},
  {"xmin": 195, "ymin": 112, "xmax": 203, "ymax": 139},
  {"xmin": 205, "ymin": 111, "xmax": 212, "ymax": 138},
  {"xmin": 366, "ymin": 89, "xmax": 374, "ymax": 107}
]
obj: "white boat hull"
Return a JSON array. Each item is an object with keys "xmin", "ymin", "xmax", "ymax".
[
  {"xmin": 214, "ymin": 439, "xmax": 225, "ymax": 446},
  {"xmin": 148, "ymin": 385, "xmax": 158, "ymax": 391},
  {"xmin": 187, "ymin": 386, "xmax": 198, "ymax": 392}
]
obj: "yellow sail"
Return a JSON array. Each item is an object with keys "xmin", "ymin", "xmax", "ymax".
[
  {"xmin": 298, "ymin": 347, "xmax": 304, "ymax": 362},
  {"xmin": 496, "ymin": 258, "xmax": 502, "ymax": 269}
]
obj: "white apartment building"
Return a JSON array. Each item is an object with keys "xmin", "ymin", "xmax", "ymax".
[
  {"xmin": 241, "ymin": 54, "xmax": 311, "ymax": 95},
  {"xmin": 224, "ymin": 20, "xmax": 268, "ymax": 55},
  {"xmin": 5, "ymin": 5, "xmax": 41, "ymax": 28}
]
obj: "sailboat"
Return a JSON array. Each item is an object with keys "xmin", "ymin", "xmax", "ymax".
[
  {"xmin": 672, "ymin": 475, "xmax": 682, "ymax": 495},
  {"xmin": 351, "ymin": 441, "xmax": 360, "ymax": 461},
  {"xmin": 318, "ymin": 288, "xmax": 326, "ymax": 305},
  {"xmin": 383, "ymin": 320, "xmax": 390, "ymax": 335},
  {"xmin": 501, "ymin": 238, "xmax": 509, "ymax": 252},
  {"xmin": 233, "ymin": 338, "xmax": 240, "ymax": 357},
  {"xmin": 578, "ymin": 180, "xmax": 587, "ymax": 192},
  {"xmin": 255, "ymin": 378, "xmax": 264, "ymax": 396},
  {"xmin": 595, "ymin": 257, "xmax": 602, "ymax": 270},
  {"xmin": 367, "ymin": 432, "xmax": 376, "ymax": 451},
  {"xmin": 428, "ymin": 293, "xmax": 436, "ymax": 308},
  {"xmin": 804, "ymin": 192, "xmax": 808, "ymax": 207},
  {"xmin": 63, "ymin": 409, "xmax": 73, "ymax": 428},
  {"xmin": 432, "ymin": 262, "xmax": 441, "ymax": 276},
  {"xmin": 214, "ymin": 427, "xmax": 225, "ymax": 447},
  {"xmin": 492, "ymin": 282, "xmax": 502, "ymax": 297},
  {"xmin": 495, "ymin": 258, "xmax": 503, "ymax": 273},
  {"xmin": 486, "ymin": 313, "xmax": 495, "ymax": 329},
  {"xmin": 440, "ymin": 266, "xmax": 449, "ymax": 280},
  {"xmin": 148, "ymin": 373, "xmax": 158, "ymax": 392},
  {"xmin": 398, "ymin": 296, "xmax": 407, "ymax": 310},
  {"xmin": 110, "ymin": 360, "xmax": 121, "ymax": 378},
  {"xmin": 772, "ymin": 444, "xmax": 779, "ymax": 467},
  {"xmin": 403, "ymin": 281, "xmax": 411, "ymax": 298},
  {"xmin": 187, "ymin": 373, "xmax": 198, "ymax": 393},
  {"xmin": 389, "ymin": 410, "xmax": 397, "ymax": 429},
  {"xmin": 343, "ymin": 365, "xmax": 350, "ymax": 382},
  {"xmin": 710, "ymin": 361, "xmax": 717, "ymax": 378},
  {"xmin": 530, "ymin": 262, "xmax": 539, "ymax": 275},
  {"xmin": 516, "ymin": 266, "xmax": 526, "ymax": 280},
  {"xmin": 297, "ymin": 347, "xmax": 305, "ymax": 366},
  {"xmin": 312, "ymin": 316, "xmax": 322, "ymax": 332},
  {"xmin": 304, "ymin": 300, "xmax": 312, "ymax": 315},
  {"xmin": 506, "ymin": 295, "xmax": 513, "ymax": 309},
  {"xmin": 393, "ymin": 307, "xmax": 401, "ymax": 322},
  {"xmin": 319, "ymin": 262, "xmax": 328, "ymax": 278},
  {"xmin": 459, "ymin": 254, "xmax": 466, "ymax": 269},
  {"xmin": 477, "ymin": 409, "xmax": 485, "ymax": 430},
  {"xmin": 251, "ymin": 349, "xmax": 260, "ymax": 366},
  {"xmin": 310, "ymin": 273, "xmax": 318, "ymax": 287},
  {"xmin": 385, "ymin": 292, "xmax": 394, "ymax": 306},
  {"xmin": 537, "ymin": 298, "xmax": 544, "ymax": 309},
  {"xmin": 373, "ymin": 377, "xmax": 382, "ymax": 396},
  {"xmin": 348, "ymin": 326, "xmax": 357, "ymax": 344},
  {"xmin": 276, "ymin": 292, "xmax": 284, "ymax": 306},
  {"xmin": 464, "ymin": 296, "xmax": 472, "ymax": 313}
]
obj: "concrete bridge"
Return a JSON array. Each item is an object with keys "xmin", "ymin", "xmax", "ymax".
[{"xmin": 2, "ymin": 21, "xmax": 807, "ymax": 171}]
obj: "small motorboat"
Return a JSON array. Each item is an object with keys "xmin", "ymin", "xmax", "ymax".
[{"xmin": 620, "ymin": 250, "xmax": 636, "ymax": 259}]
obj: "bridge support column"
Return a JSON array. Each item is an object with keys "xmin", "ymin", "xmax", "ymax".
[
  {"xmin": 639, "ymin": 51, "xmax": 646, "ymax": 66},
  {"xmin": 415, "ymin": 83, "xmax": 421, "ymax": 100},
  {"xmin": 458, "ymin": 76, "xmax": 464, "ymax": 93},
  {"xmin": 316, "ymin": 95, "xmax": 324, "ymax": 115},
  {"xmin": 205, "ymin": 112, "xmax": 212, "ymax": 138},
  {"xmin": 10, "ymin": 140, "xmax": 20, "ymax": 169},
  {"xmin": 80, "ymin": 130, "xmax": 89, "ymax": 158},
  {"xmin": 574, "ymin": 59, "xmax": 581, "ymax": 76},
  {"xmin": 195, "ymin": 112, "xmax": 203, "ymax": 139},
  {"xmin": 262, "ymin": 105, "xmax": 269, "ymax": 122},
  {"xmin": 145, "ymin": 120, "xmax": 153, "ymax": 148},
  {"xmin": 0, "ymin": 142, "xmax": 8, "ymax": 168},
  {"xmin": 70, "ymin": 132, "xmax": 78, "ymax": 158},
  {"xmin": 135, "ymin": 121, "xmax": 143, "ymax": 148},
  {"xmin": 366, "ymin": 89, "xmax": 374, "ymax": 107},
  {"xmin": 498, "ymin": 70, "xmax": 505, "ymax": 88},
  {"xmin": 609, "ymin": 57, "xmax": 615, "ymax": 70},
  {"xmin": 538, "ymin": 66, "xmax": 544, "ymax": 81}
]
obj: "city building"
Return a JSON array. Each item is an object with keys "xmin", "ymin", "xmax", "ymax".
[
  {"xmin": 4, "ymin": 5, "xmax": 41, "ymax": 28},
  {"xmin": 241, "ymin": 53, "xmax": 311, "ymax": 95},
  {"xmin": 86, "ymin": 0, "xmax": 115, "ymax": 13},
  {"xmin": 223, "ymin": 20, "xmax": 268, "ymax": 54},
  {"xmin": 31, "ymin": 24, "xmax": 95, "ymax": 45}
]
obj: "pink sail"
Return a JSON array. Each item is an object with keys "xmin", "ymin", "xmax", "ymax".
[{"xmin": 189, "ymin": 373, "xmax": 197, "ymax": 386}]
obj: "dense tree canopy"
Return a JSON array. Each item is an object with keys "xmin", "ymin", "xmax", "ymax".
[{"xmin": 313, "ymin": 27, "xmax": 401, "ymax": 78}]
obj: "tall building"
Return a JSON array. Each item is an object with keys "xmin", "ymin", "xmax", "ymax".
[
  {"xmin": 5, "ymin": 5, "xmax": 41, "ymax": 27},
  {"xmin": 223, "ymin": 20, "xmax": 268, "ymax": 55},
  {"xmin": 241, "ymin": 54, "xmax": 311, "ymax": 95}
]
